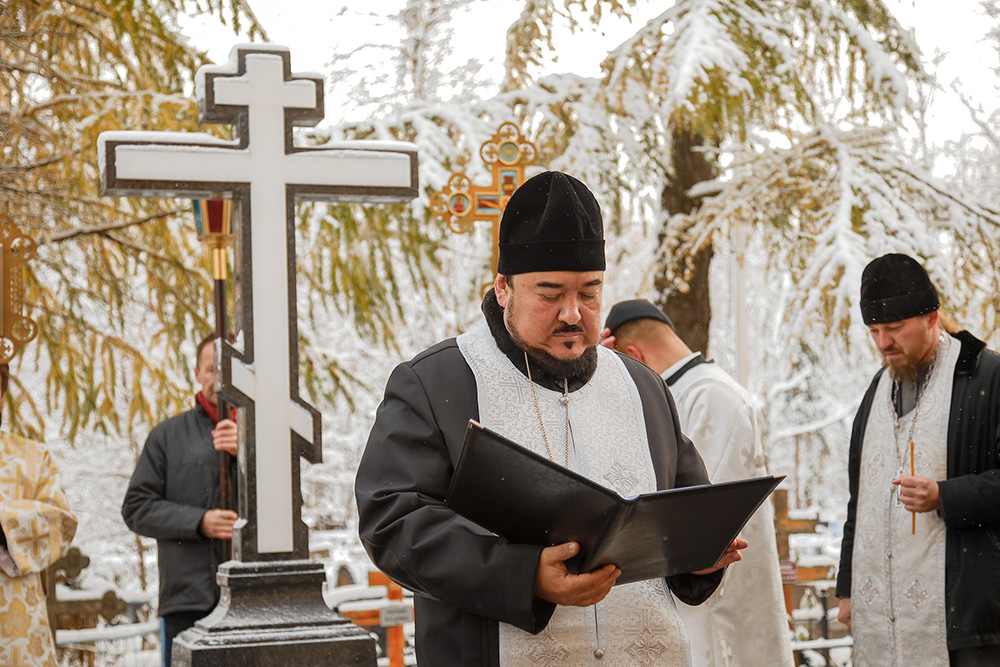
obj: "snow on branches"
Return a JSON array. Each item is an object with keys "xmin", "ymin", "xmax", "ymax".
[{"xmin": 660, "ymin": 126, "xmax": 1000, "ymax": 346}]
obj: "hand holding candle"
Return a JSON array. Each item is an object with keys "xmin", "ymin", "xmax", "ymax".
[{"xmin": 891, "ymin": 466, "xmax": 941, "ymax": 518}]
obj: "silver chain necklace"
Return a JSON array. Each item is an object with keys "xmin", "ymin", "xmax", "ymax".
[{"xmin": 523, "ymin": 350, "xmax": 570, "ymax": 467}]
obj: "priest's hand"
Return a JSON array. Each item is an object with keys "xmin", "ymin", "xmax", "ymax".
[
  {"xmin": 838, "ymin": 598, "xmax": 852, "ymax": 630},
  {"xmin": 534, "ymin": 542, "xmax": 620, "ymax": 607},
  {"xmin": 212, "ymin": 419, "xmax": 238, "ymax": 456},
  {"xmin": 692, "ymin": 537, "xmax": 748, "ymax": 575},
  {"xmin": 200, "ymin": 509, "xmax": 238, "ymax": 539},
  {"xmin": 891, "ymin": 475, "xmax": 940, "ymax": 512}
]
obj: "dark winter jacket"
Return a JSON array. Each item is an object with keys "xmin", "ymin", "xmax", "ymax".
[
  {"xmin": 837, "ymin": 331, "xmax": 1000, "ymax": 650},
  {"xmin": 356, "ymin": 316, "xmax": 723, "ymax": 666},
  {"xmin": 122, "ymin": 403, "xmax": 225, "ymax": 617}
]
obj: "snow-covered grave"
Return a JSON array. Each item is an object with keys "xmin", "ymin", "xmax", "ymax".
[
  {"xmin": 42, "ymin": 546, "xmax": 156, "ymax": 665},
  {"xmin": 784, "ymin": 504, "xmax": 852, "ymax": 665},
  {"xmin": 334, "ymin": 572, "xmax": 415, "ymax": 667}
]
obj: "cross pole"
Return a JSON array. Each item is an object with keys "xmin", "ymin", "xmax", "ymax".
[
  {"xmin": 193, "ymin": 197, "xmax": 235, "ymax": 560},
  {"xmin": 98, "ymin": 44, "xmax": 418, "ymax": 561},
  {"xmin": 429, "ymin": 122, "xmax": 536, "ymax": 279}
]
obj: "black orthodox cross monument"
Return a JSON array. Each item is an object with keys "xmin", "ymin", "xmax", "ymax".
[{"xmin": 98, "ymin": 44, "xmax": 418, "ymax": 665}]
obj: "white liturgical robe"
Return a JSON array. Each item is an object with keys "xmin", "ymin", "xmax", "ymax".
[
  {"xmin": 669, "ymin": 355, "xmax": 794, "ymax": 667},
  {"xmin": 850, "ymin": 334, "xmax": 957, "ymax": 666},
  {"xmin": 1, "ymin": 433, "xmax": 78, "ymax": 667}
]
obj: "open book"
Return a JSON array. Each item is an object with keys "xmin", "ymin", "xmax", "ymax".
[{"xmin": 446, "ymin": 420, "xmax": 784, "ymax": 585}]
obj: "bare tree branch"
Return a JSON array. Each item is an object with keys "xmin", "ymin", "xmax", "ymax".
[{"xmin": 42, "ymin": 210, "xmax": 181, "ymax": 245}]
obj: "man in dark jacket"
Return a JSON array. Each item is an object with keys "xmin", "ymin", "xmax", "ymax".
[
  {"xmin": 356, "ymin": 171, "xmax": 744, "ymax": 666},
  {"xmin": 122, "ymin": 335, "xmax": 237, "ymax": 667},
  {"xmin": 836, "ymin": 253, "xmax": 1000, "ymax": 666}
]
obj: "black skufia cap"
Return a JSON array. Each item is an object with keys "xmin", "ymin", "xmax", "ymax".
[
  {"xmin": 860, "ymin": 253, "xmax": 940, "ymax": 325},
  {"xmin": 497, "ymin": 171, "xmax": 605, "ymax": 275},
  {"xmin": 604, "ymin": 299, "xmax": 675, "ymax": 335}
]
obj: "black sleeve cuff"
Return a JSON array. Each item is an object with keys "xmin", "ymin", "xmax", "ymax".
[{"xmin": 529, "ymin": 598, "xmax": 557, "ymax": 634}]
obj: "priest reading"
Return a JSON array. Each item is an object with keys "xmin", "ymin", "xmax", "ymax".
[
  {"xmin": 356, "ymin": 171, "xmax": 745, "ymax": 666},
  {"xmin": 0, "ymin": 363, "xmax": 78, "ymax": 667}
]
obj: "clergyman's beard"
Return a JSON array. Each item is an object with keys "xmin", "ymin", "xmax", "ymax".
[
  {"xmin": 884, "ymin": 352, "xmax": 920, "ymax": 382},
  {"xmin": 507, "ymin": 318, "xmax": 598, "ymax": 379},
  {"xmin": 882, "ymin": 333, "xmax": 938, "ymax": 382}
]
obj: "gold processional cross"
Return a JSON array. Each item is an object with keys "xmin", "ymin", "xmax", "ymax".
[
  {"xmin": 430, "ymin": 122, "xmax": 537, "ymax": 281},
  {"xmin": 0, "ymin": 214, "xmax": 38, "ymax": 364}
]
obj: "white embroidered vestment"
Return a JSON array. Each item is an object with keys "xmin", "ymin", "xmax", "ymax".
[
  {"xmin": 669, "ymin": 361, "xmax": 793, "ymax": 667},
  {"xmin": 851, "ymin": 334, "xmax": 957, "ymax": 666},
  {"xmin": 458, "ymin": 320, "xmax": 691, "ymax": 667}
]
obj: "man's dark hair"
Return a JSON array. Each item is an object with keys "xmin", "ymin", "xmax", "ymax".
[
  {"xmin": 196, "ymin": 334, "xmax": 217, "ymax": 366},
  {"xmin": 0, "ymin": 363, "xmax": 8, "ymax": 398}
]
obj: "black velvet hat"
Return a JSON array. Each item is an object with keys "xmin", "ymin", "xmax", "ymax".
[
  {"xmin": 497, "ymin": 171, "xmax": 605, "ymax": 275},
  {"xmin": 860, "ymin": 253, "xmax": 940, "ymax": 325},
  {"xmin": 604, "ymin": 299, "xmax": 675, "ymax": 335}
]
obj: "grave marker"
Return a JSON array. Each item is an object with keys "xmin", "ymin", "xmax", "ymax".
[{"xmin": 98, "ymin": 43, "xmax": 418, "ymax": 666}]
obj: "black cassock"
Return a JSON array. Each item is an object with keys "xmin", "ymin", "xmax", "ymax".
[{"xmin": 356, "ymin": 333, "xmax": 722, "ymax": 667}]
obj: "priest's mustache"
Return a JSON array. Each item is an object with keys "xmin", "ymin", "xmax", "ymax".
[{"xmin": 554, "ymin": 324, "xmax": 584, "ymax": 334}]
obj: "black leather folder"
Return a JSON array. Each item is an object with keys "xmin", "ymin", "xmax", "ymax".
[{"xmin": 446, "ymin": 420, "xmax": 785, "ymax": 585}]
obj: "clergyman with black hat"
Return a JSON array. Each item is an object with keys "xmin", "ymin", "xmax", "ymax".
[
  {"xmin": 836, "ymin": 253, "xmax": 1000, "ymax": 666},
  {"xmin": 602, "ymin": 299, "xmax": 793, "ymax": 667},
  {"xmin": 356, "ymin": 171, "xmax": 745, "ymax": 666}
]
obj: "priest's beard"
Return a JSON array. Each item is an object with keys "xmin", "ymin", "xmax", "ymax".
[
  {"xmin": 885, "ymin": 355, "xmax": 922, "ymax": 382},
  {"xmin": 883, "ymin": 333, "xmax": 939, "ymax": 382},
  {"xmin": 506, "ymin": 317, "xmax": 599, "ymax": 380}
]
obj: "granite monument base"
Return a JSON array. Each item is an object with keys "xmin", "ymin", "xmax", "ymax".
[{"xmin": 172, "ymin": 559, "xmax": 377, "ymax": 666}]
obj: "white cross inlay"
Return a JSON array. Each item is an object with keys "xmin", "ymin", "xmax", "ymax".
[{"xmin": 99, "ymin": 44, "xmax": 418, "ymax": 555}]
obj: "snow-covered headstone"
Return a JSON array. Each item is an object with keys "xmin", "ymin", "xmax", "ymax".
[{"xmin": 99, "ymin": 44, "xmax": 415, "ymax": 665}]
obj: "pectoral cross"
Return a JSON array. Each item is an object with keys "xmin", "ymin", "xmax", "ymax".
[
  {"xmin": 99, "ymin": 45, "xmax": 418, "ymax": 559},
  {"xmin": 429, "ymin": 122, "xmax": 536, "ymax": 278}
]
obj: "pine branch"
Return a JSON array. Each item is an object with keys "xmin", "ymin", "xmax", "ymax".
[
  {"xmin": 42, "ymin": 210, "xmax": 181, "ymax": 245},
  {"xmin": 0, "ymin": 152, "xmax": 75, "ymax": 175},
  {"xmin": 893, "ymin": 165, "xmax": 1000, "ymax": 226},
  {"xmin": 99, "ymin": 230, "xmax": 198, "ymax": 274},
  {"xmin": 232, "ymin": 0, "xmax": 270, "ymax": 42}
]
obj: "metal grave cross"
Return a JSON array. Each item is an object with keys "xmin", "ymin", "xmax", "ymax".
[
  {"xmin": 98, "ymin": 44, "xmax": 418, "ymax": 559},
  {"xmin": 429, "ymin": 122, "xmax": 536, "ymax": 276}
]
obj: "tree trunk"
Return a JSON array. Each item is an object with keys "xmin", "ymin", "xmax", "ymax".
[{"xmin": 654, "ymin": 128, "xmax": 717, "ymax": 355}]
